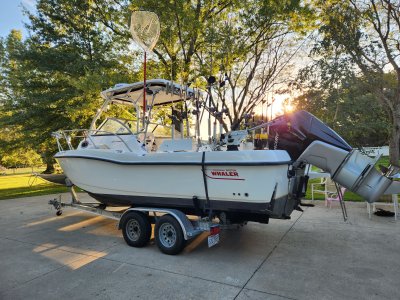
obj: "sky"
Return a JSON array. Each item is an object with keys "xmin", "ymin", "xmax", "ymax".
[{"xmin": 0, "ymin": 0, "xmax": 36, "ymax": 38}]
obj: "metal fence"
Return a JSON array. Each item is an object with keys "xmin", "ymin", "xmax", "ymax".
[{"xmin": 0, "ymin": 166, "xmax": 46, "ymax": 176}]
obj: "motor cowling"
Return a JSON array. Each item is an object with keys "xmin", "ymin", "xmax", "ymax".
[{"xmin": 268, "ymin": 111, "xmax": 352, "ymax": 160}]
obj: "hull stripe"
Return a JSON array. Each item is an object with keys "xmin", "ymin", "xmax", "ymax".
[{"xmin": 55, "ymin": 155, "xmax": 292, "ymax": 166}]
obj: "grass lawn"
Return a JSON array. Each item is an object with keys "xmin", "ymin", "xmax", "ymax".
[
  {"xmin": 305, "ymin": 178, "xmax": 364, "ymax": 202},
  {"xmin": 0, "ymin": 174, "xmax": 68, "ymax": 200}
]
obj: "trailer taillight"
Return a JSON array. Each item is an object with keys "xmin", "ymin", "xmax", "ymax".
[{"xmin": 210, "ymin": 225, "xmax": 220, "ymax": 236}]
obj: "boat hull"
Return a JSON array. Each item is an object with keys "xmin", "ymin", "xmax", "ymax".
[{"xmin": 55, "ymin": 149, "xmax": 294, "ymax": 221}]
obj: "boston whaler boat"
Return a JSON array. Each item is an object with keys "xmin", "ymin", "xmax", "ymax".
[
  {"xmin": 51, "ymin": 78, "xmax": 400, "ymax": 254},
  {"xmin": 49, "ymin": 10, "xmax": 400, "ymax": 255},
  {"xmin": 53, "ymin": 79, "xmax": 295, "ymax": 223}
]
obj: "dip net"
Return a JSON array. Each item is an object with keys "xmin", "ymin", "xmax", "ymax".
[{"xmin": 129, "ymin": 11, "xmax": 160, "ymax": 52}]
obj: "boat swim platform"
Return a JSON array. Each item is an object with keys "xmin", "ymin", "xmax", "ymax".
[{"xmin": 0, "ymin": 193, "xmax": 399, "ymax": 299}]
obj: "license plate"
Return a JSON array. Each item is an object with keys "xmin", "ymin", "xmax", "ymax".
[{"xmin": 208, "ymin": 234, "xmax": 220, "ymax": 248}]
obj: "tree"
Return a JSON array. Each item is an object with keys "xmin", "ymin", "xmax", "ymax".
[
  {"xmin": 203, "ymin": 1, "xmax": 313, "ymax": 131},
  {"xmin": 294, "ymin": 72, "xmax": 390, "ymax": 147},
  {"xmin": 92, "ymin": 0, "xmax": 240, "ymax": 81},
  {"xmin": 1, "ymin": 149, "xmax": 43, "ymax": 169},
  {"xmin": 0, "ymin": 0, "xmax": 138, "ymax": 172},
  {"xmin": 0, "ymin": 31, "xmax": 33, "ymax": 166},
  {"xmin": 312, "ymin": 0, "xmax": 400, "ymax": 164},
  {"xmin": 95, "ymin": 0, "xmax": 312, "ymax": 131},
  {"xmin": 0, "ymin": 0, "xmax": 312, "ymax": 170}
]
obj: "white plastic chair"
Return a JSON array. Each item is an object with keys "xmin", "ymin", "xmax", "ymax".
[
  {"xmin": 367, "ymin": 194, "xmax": 398, "ymax": 221},
  {"xmin": 307, "ymin": 164, "xmax": 331, "ymax": 202},
  {"xmin": 311, "ymin": 177, "xmax": 328, "ymax": 202}
]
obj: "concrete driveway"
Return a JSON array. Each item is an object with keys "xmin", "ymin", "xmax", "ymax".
[{"xmin": 0, "ymin": 194, "xmax": 399, "ymax": 300}]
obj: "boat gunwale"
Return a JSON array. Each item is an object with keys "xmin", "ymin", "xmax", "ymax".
[{"xmin": 55, "ymin": 154, "xmax": 292, "ymax": 166}]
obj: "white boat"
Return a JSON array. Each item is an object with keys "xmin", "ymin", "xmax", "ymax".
[{"xmin": 53, "ymin": 79, "xmax": 400, "ymax": 224}]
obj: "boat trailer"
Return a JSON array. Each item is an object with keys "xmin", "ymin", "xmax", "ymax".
[{"xmin": 49, "ymin": 184, "xmax": 223, "ymax": 255}]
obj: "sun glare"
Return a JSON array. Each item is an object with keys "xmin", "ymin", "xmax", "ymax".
[
  {"xmin": 255, "ymin": 93, "xmax": 295, "ymax": 119},
  {"xmin": 284, "ymin": 102, "xmax": 294, "ymax": 113}
]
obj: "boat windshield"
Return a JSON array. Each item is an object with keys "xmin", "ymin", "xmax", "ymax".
[{"xmin": 94, "ymin": 118, "xmax": 135, "ymax": 135}]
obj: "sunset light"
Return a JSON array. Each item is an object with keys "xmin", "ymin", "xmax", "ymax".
[{"xmin": 255, "ymin": 93, "xmax": 295, "ymax": 120}]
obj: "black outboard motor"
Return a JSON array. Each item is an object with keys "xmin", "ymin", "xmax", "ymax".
[
  {"xmin": 267, "ymin": 111, "xmax": 398, "ymax": 203},
  {"xmin": 267, "ymin": 111, "xmax": 352, "ymax": 160}
]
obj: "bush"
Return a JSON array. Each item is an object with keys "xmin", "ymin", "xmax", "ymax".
[{"xmin": 0, "ymin": 149, "xmax": 43, "ymax": 168}]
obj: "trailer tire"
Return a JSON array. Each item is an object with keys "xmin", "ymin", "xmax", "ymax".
[
  {"xmin": 155, "ymin": 215, "xmax": 185, "ymax": 255},
  {"xmin": 121, "ymin": 211, "xmax": 151, "ymax": 248}
]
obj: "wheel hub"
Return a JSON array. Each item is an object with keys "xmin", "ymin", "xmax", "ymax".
[
  {"xmin": 159, "ymin": 223, "xmax": 176, "ymax": 248},
  {"xmin": 126, "ymin": 219, "xmax": 141, "ymax": 241}
]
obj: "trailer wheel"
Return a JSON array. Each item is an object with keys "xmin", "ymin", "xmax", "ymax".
[
  {"xmin": 155, "ymin": 215, "xmax": 185, "ymax": 255},
  {"xmin": 121, "ymin": 212, "xmax": 151, "ymax": 247}
]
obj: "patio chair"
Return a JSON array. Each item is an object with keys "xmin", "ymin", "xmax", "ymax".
[
  {"xmin": 325, "ymin": 179, "xmax": 346, "ymax": 208},
  {"xmin": 307, "ymin": 164, "xmax": 330, "ymax": 202},
  {"xmin": 311, "ymin": 177, "xmax": 328, "ymax": 202},
  {"xmin": 367, "ymin": 194, "xmax": 398, "ymax": 221}
]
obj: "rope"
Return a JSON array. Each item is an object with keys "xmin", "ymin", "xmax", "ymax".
[{"xmin": 201, "ymin": 152, "xmax": 212, "ymax": 218}]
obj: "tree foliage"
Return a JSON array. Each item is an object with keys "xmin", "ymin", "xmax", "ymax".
[
  {"xmin": 294, "ymin": 72, "xmax": 390, "ymax": 147},
  {"xmin": 1, "ymin": 149, "xmax": 43, "ymax": 168},
  {"xmin": 309, "ymin": 0, "xmax": 400, "ymax": 163},
  {"xmin": 0, "ymin": 0, "xmax": 313, "ymax": 167},
  {"xmin": 3, "ymin": 0, "xmax": 396, "ymax": 178},
  {"xmin": 94, "ymin": 0, "xmax": 313, "ymax": 130},
  {"xmin": 0, "ymin": 0, "xmax": 139, "ymax": 172}
]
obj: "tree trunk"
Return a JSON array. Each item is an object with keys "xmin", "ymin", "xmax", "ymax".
[
  {"xmin": 389, "ymin": 104, "xmax": 400, "ymax": 165},
  {"xmin": 42, "ymin": 151, "xmax": 56, "ymax": 174},
  {"xmin": 231, "ymin": 119, "xmax": 240, "ymax": 131},
  {"xmin": 43, "ymin": 161, "xmax": 55, "ymax": 174}
]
